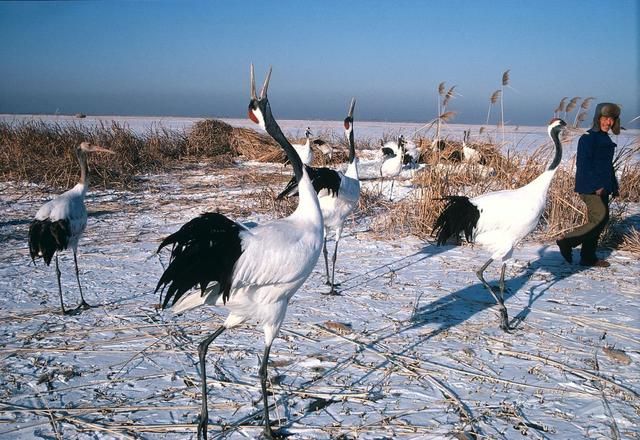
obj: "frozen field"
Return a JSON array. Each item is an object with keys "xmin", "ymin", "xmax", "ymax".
[{"xmin": 0, "ymin": 118, "xmax": 639, "ymax": 439}]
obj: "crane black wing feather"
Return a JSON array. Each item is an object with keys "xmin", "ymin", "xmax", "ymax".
[
  {"xmin": 381, "ymin": 147, "xmax": 396, "ymax": 158},
  {"xmin": 28, "ymin": 219, "xmax": 70, "ymax": 265},
  {"xmin": 276, "ymin": 165, "xmax": 341, "ymax": 200},
  {"xmin": 433, "ymin": 196, "xmax": 480, "ymax": 245},
  {"xmin": 155, "ymin": 212, "xmax": 243, "ymax": 309}
]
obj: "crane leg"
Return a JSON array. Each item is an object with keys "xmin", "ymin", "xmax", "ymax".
[
  {"xmin": 197, "ymin": 326, "xmax": 225, "ymax": 440},
  {"xmin": 475, "ymin": 258, "xmax": 510, "ymax": 332},
  {"xmin": 389, "ymin": 179, "xmax": 395, "ymax": 201},
  {"xmin": 322, "ymin": 236, "xmax": 331, "ymax": 286},
  {"xmin": 55, "ymin": 255, "xmax": 67, "ymax": 315},
  {"xmin": 73, "ymin": 251, "xmax": 93, "ymax": 310},
  {"xmin": 499, "ymin": 263, "xmax": 507, "ymax": 297},
  {"xmin": 326, "ymin": 234, "xmax": 342, "ymax": 295},
  {"xmin": 259, "ymin": 342, "xmax": 276, "ymax": 439}
]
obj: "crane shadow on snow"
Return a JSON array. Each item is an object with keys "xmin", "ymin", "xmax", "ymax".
[{"xmin": 409, "ymin": 244, "xmax": 611, "ymax": 334}]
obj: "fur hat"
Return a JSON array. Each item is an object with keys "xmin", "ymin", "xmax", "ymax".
[{"xmin": 592, "ymin": 102, "xmax": 621, "ymax": 135}]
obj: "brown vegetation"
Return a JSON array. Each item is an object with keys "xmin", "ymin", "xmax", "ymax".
[{"xmin": 0, "ymin": 119, "xmax": 279, "ymax": 188}]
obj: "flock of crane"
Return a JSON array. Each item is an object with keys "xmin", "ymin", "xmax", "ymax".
[{"xmin": 27, "ymin": 65, "xmax": 568, "ymax": 439}]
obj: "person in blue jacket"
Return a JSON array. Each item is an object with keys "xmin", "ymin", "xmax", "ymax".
[{"xmin": 556, "ymin": 103, "xmax": 621, "ymax": 267}]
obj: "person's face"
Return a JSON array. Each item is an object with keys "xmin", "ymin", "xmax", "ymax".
[{"xmin": 599, "ymin": 116, "xmax": 614, "ymax": 132}]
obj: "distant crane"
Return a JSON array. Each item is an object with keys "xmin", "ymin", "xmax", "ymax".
[
  {"xmin": 401, "ymin": 135, "xmax": 420, "ymax": 167},
  {"xmin": 313, "ymin": 138, "xmax": 333, "ymax": 162},
  {"xmin": 461, "ymin": 129, "xmax": 483, "ymax": 164},
  {"xmin": 28, "ymin": 141, "xmax": 114, "ymax": 314},
  {"xmin": 433, "ymin": 119, "xmax": 567, "ymax": 331},
  {"xmin": 288, "ymin": 126, "xmax": 314, "ymax": 166},
  {"xmin": 155, "ymin": 65, "xmax": 323, "ymax": 439},
  {"xmin": 380, "ymin": 136, "xmax": 404, "ymax": 200},
  {"xmin": 276, "ymin": 99, "xmax": 360, "ymax": 294}
]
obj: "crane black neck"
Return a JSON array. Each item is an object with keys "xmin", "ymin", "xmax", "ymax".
[
  {"xmin": 263, "ymin": 102, "xmax": 304, "ymax": 182},
  {"xmin": 346, "ymin": 122, "xmax": 355, "ymax": 164},
  {"xmin": 547, "ymin": 128, "xmax": 563, "ymax": 171}
]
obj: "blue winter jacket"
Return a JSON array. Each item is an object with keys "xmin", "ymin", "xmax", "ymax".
[{"xmin": 575, "ymin": 129, "xmax": 619, "ymax": 196}]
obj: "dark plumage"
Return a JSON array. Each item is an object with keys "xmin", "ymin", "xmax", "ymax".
[
  {"xmin": 155, "ymin": 212, "xmax": 244, "ymax": 308},
  {"xmin": 28, "ymin": 219, "xmax": 70, "ymax": 266},
  {"xmin": 433, "ymin": 196, "xmax": 480, "ymax": 245},
  {"xmin": 277, "ymin": 165, "xmax": 342, "ymax": 200},
  {"xmin": 381, "ymin": 147, "xmax": 396, "ymax": 158}
]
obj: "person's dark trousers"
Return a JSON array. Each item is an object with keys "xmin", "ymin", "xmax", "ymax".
[{"xmin": 561, "ymin": 193, "xmax": 610, "ymax": 264}]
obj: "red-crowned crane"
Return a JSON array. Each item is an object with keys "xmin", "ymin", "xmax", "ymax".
[
  {"xmin": 154, "ymin": 65, "xmax": 323, "ymax": 440},
  {"xmin": 28, "ymin": 141, "xmax": 114, "ymax": 314},
  {"xmin": 433, "ymin": 118, "xmax": 567, "ymax": 331},
  {"xmin": 291, "ymin": 126, "xmax": 314, "ymax": 165},
  {"xmin": 276, "ymin": 99, "xmax": 360, "ymax": 295},
  {"xmin": 380, "ymin": 136, "xmax": 404, "ymax": 200},
  {"xmin": 462, "ymin": 129, "xmax": 483, "ymax": 164}
]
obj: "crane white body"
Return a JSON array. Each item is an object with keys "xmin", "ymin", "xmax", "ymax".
[
  {"xmin": 380, "ymin": 140, "xmax": 403, "ymax": 178},
  {"xmin": 35, "ymin": 184, "xmax": 88, "ymax": 252},
  {"xmin": 170, "ymin": 177, "xmax": 323, "ymax": 344},
  {"xmin": 434, "ymin": 119, "xmax": 567, "ymax": 331},
  {"xmin": 471, "ymin": 169, "xmax": 557, "ymax": 261}
]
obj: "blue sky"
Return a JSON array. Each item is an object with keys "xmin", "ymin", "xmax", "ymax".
[{"xmin": 1, "ymin": 0, "xmax": 638, "ymax": 125}]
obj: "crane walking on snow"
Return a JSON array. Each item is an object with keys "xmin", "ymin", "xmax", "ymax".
[
  {"xmin": 28, "ymin": 141, "xmax": 114, "ymax": 315},
  {"xmin": 433, "ymin": 118, "xmax": 567, "ymax": 331},
  {"xmin": 155, "ymin": 65, "xmax": 323, "ymax": 439}
]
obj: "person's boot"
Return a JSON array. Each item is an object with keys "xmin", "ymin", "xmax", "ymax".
[
  {"xmin": 556, "ymin": 238, "xmax": 573, "ymax": 263},
  {"xmin": 579, "ymin": 259, "xmax": 610, "ymax": 267}
]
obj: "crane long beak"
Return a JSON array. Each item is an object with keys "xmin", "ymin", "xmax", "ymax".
[
  {"xmin": 348, "ymin": 98, "xmax": 356, "ymax": 118},
  {"xmin": 93, "ymin": 145, "xmax": 115, "ymax": 154},
  {"xmin": 250, "ymin": 63, "xmax": 257, "ymax": 100},
  {"xmin": 260, "ymin": 66, "xmax": 272, "ymax": 99}
]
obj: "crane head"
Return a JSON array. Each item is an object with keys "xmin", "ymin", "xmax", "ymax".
[
  {"xmin": 547, "ymin": 118, "xmax": 567, "ymax": 138},
  {"xmin": 78, "ymin": 141, "xmax": 114, "ymax": 154},
  {"xmin": 343, "ymin": 98, "xmax": 356, "ymax": 131},
  {"xmin": 248, "ymin": 64, "xmax": 272, "ymax": 130}
]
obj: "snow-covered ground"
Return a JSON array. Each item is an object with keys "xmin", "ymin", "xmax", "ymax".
[{"xmin": 0, "ymin": 117, "xmax": 639, "ymax": 439}]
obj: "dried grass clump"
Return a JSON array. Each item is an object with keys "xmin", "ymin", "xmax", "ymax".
[
  {"xmin": 619, "ymin": 227, "xmax": 640, "ymax": 255},
  {"xmin": 0, "ymin": 120, "xmax": 180, "ymax": 189},
  {"xmin": 231, "ymin": 126, "xmax": 282, "ymax": 162},
  {"xmin": 187, "ymin": 119, "xmax": 235, "ymax": 156}
]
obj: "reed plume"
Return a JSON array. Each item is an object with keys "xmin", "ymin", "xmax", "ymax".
[
  {"xmin": 573, "ymin": 97, "xmax": 595, "ymax": 126},
  {"xmin": 438, "ymin": 82, "xmax": 446, "ymax": 97},
  {"xmin": 502, "ymin": 69, "xmax": 510, "ymax": 86},
  {"xmin": 565, "ymin": 96, "xmax": 581, "ymax": 117},
  {"xmin": 442, "ymin": 85, "xmax": 457, "ymax": 108},
  {"xmin": 575, "ymin": 110, "xmax": 588, "ymax": 127},
  {"xmin": 580, "ymin": 96, "xmax": 595, "ymax": 110},
  {"xmin": 554, "ymin": 97, "xmax": 568, "ymax": 116},
  {"xmin": 500, "ymin": 69, "xmax": 510, "ymax": 142},
  {"xmin": 438, "ymin": 111, "xmax": 457, "ymax": 122},
  {"xmin": 486, "ymin": 89, "xmax": 501, "ymax": 125}
]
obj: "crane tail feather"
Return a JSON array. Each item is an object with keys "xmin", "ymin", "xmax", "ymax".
[
  {"xmin": 155, "ymin": 212, "xmax": 243, "ymax": 310},
  {"xmin": 28, "ymin": 219, "xmax": 70, "ymax": 265},
  {"xmin": 433, "ymin": 196, "xmax": 480, "ymax": 245}
]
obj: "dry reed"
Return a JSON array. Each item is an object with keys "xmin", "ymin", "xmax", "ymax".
[
  {"xmin": 0, "ymin": 119, "xmax": 280, "ymax": 188},
  {"xmin": 554, "ymin": 97, "xmax": 568, "ymax": 115}
]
